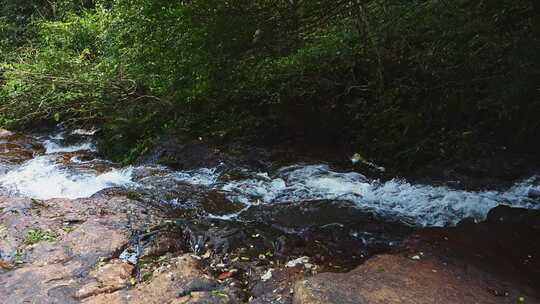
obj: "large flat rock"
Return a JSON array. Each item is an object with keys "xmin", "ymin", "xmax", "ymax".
[{"xmin": 294, "ymin": 254, "xmax": 539, "ymax": 304}]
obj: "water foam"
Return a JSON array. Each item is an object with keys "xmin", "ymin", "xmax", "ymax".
[
  {"xmin": 173, "ymin": 167, "xmax": 220, "ymax": 186},
  {"xmin": 214, "ymin": 165, "xmax": 539, "ymax": 226},
  {"xmin": 0, "ymin": 156, "xmax": 134, "ymax": 200},
  {"xmin": 43, "ymin": 140, "xmax": 96, "ymax": 154},
  {"xmin": 71, "ymin": 128, "xmax": 99, "ymax": 136},
  {"xmin": 1, "ymin": 130, "xmax": 538, "ymax": 227}
]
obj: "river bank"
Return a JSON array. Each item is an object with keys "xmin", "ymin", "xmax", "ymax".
[{"xmin": 0, "ymin": 128, "xmax": 539, "ymax": 303}]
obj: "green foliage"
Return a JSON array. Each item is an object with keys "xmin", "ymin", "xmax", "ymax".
[
  {"xmin": 24, "ymin": 228, "xmax": 58, "ymax": 245},
  {"xmin": 0, "ymin": 0, "xmax": 538, "ymax": 168},
  {"xmin": 0, "ymin": 9, "xmax": 108, "ymax": 126}
]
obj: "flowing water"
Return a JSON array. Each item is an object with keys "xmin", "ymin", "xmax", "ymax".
[
  {"xmin": 1, "ymin": 129, "xmax": 540, "ymax": 268},
  {"xmin": 1, "ymin": 131, "xmax": 538, "ymax": 227}
]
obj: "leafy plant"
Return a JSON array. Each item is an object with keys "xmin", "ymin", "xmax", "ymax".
[
  {"xmin": 0, "ymin": 0, "xmax": 537, "ymax": 169},
  {"xmin": 24, "ymin": 229, "xmax": 58, "ymax": 245}
]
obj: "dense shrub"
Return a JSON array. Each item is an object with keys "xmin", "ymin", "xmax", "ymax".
[{"xmin": 0, "ymin": 0, "xmax": 538, "ymax": 166}]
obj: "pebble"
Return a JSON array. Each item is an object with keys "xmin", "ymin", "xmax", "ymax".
[
  {"xmin": 286, "ymin": 256, "xmax": 310, "ymax": 268},
  {"xmin": 261, "ymin": 269, "xmax": 273, "ymax": 281}
]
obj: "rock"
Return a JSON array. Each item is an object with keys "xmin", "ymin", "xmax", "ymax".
[
  {"xmin": 0, "ymin": 262, "xmax": 83, "ymax": 303},
  {"xmin": 402, "ymin": 207, "xmax": 540, "ymax": 301},
  {"xmin": 0, "ymin": 129, "xmax": 14, "ymax": 138},
  {"xmin": 0, "ymin": 195, "xmax": 156, "ymax": 303},
  {"xmin": 83, "ymin": 255, "xmax": 240, "ymax": 304},
  {"xmin": 0, "ymin": 132, "xmax": 46, "ymax": 173},
  {"xmin": 486, "ymin": 205, "xmax": 540, "ymax": 226},
  {"xmin": 200, "ymin": 190, "xmax": 245, "ymax": 216},
  {"xmin": 174, "ymin": 289, "xmax": 237, "ymax": 304},
  {"xmin": 250, "ymin": 267, "xmax": 303, "ymax": 304},
  {"xmin": 83, "ymin": 259, "xmax": 134, "ymax": 293},
  {"xmin": 286, "ymin": 256, "xmax": 309, "ymax": 268},
  {"xmin": 76, "ymin": 259, "xmax": 134, "ymax": 299},
  {"xmin": 137, "ymin": 133, "xmax": 224, "ymax": 171},
  {"xmin": 294, "ymin": 205, "xmax": 540, "ymax": 304},
  {"xmin": 0, "ymin": 260, "xmax": 14, "ymax": 270},
  {"xmin": 136, "ymin": 131, "xmax": 272, "ymax": 172},
  {"xmin": 139, "ymin": 232, "xmax": 185, "ymax": 259},
  {"xmin": 528, "ymin": 188, "xmax": 540, "ymax": 199},
  {"xmin": 293, "ymin": 254, "xmax": 532, "ymax": 304},
  {"xmin": 77, "ymin": 281, "xmax": 104, "ymax": 299},
  {"xmin": 456, "ymin": 217, "xmax": 476, "ymax": 227},
  {"xmin": 239, "ymin": 200, "xmax": 408, "ymax": 230}
]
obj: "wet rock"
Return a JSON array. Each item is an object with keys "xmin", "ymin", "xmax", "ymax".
[
  {"xmin": 239, "ymin": 200, "xmax": 410, "ymax": 262},
  {"xmin": 138, "ymin": 134, "xmax": 224, "ymax": 171},
  {"xmin": 200, "ymin": 190, "xmax": 245, "ymax": 216},
  {"xmin": 294, "ymin": 205, "xmax": 540, "ymax": 304},
  {"xmin": 528, "ymin": 188, "xmax": 540, "ymax": 199},
  {"xmin": 55, "ymin": 151, "xmax": 113, "ymax": 174},
  {"xmin": 239, "ymin": 200, "xmax": 407, "ymax": 230},
  {"xmin": 293, "ymin": 254, "xmax": 529, "ymax": 304},
  {"xmin": 137, "ymin": 131, "xmax": 273, "ymax": 172},
  {"xmin": 217, "ymin": 167, "xmax": 272, "ymax": 183},
  {"xmin": 0, "ymin": 131, "xmax": 45, "ymax": 176},
  {"xmin": 414, "ymin": 152, "xmax": 540, "ymax": 190},
  {"xmin": 456, "ymin": 217, "xmax": 476, "ymax": 227},
  {"xmin": 0, "ymin": 132, "xmax": 44, "ymax": 150},
  {"xmin": 486, "ymin": 205, "xmax": 540, "ymax": 226},
  {"xmin": 0, "ymin": 135, "xmax": 44, "ymax": 164},
  {"xmin": 404, "ymin": 206, "xmax": 540, "ymax": 299},
  {"xmin": 0, "ymin": 144, "xmax": 35, "ymax": 163}
]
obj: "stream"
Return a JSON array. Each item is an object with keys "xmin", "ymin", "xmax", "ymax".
[{"xmin": 1, "ymin": 129, "xmax": 539, "ymax": 269}]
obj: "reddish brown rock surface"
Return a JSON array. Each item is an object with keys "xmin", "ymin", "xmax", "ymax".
[
  {"xmin": 82, "ymin": 255, "xmax": 239, "ymax": 304},
  {"xmin": 0, "ymin": 195, "xmax": 142, "ymax": 303},
  {"xmin": 294, "ymin": 254, "xmax": 539, "ymax": 304},
  {"xmin": 0, "ymin": 194, "xmax": 243, "ymax": 303},
  {"xmin": 404, "ymin": 206, "xmax": 540, "ymax": 294},
  {"xmin": 0, "ymin": 130, "xmax": 44, "ymax": 165},
  {"xmin": 1, "ymin": 128, "xmax": 539, "ymax": 304},
  {"xmin": 293, "ymin": 206, "xmax": 540, "ymax": 304}
]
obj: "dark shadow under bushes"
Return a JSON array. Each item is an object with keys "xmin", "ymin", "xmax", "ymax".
[{"xmin": 0, "ymin": 0, "xmax": 538, "ymax": 173}]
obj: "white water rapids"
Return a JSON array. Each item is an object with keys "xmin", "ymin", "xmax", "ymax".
[{"xmin": 0, "ymin": 131, "xmax": 538, "ymax": 227}]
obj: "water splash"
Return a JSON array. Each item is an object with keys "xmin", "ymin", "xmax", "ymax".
[
  {"xmin": 43, "ymin": 140, "xmax": 96, "ymax": 154},
  {"xmin": 0, "ymin": 131, "xmax": 538, "ymax": 227},
  {"xmin": 183, "ymin": 165, "xmax": 539, "ymax": 226},
  {"xmin": 71, "ymin": 128, "xmax": 99, "ymax": 136},
  {"xmin": 173, "ymin": 167, "xmax": 220, "ymax": 186},
  {"xmin": 0, "ymin": 156, "xmax": 134, "ymax": 200}
]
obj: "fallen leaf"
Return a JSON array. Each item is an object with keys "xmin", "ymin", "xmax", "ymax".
[{"xmin": 218, "ymin": 271, "xmax": 235, "ymax": 280}]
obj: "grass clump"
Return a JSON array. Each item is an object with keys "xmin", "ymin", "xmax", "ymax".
[{"xmin": 24, "ymin": 229, "xmax": 58, "ymax": 245}]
